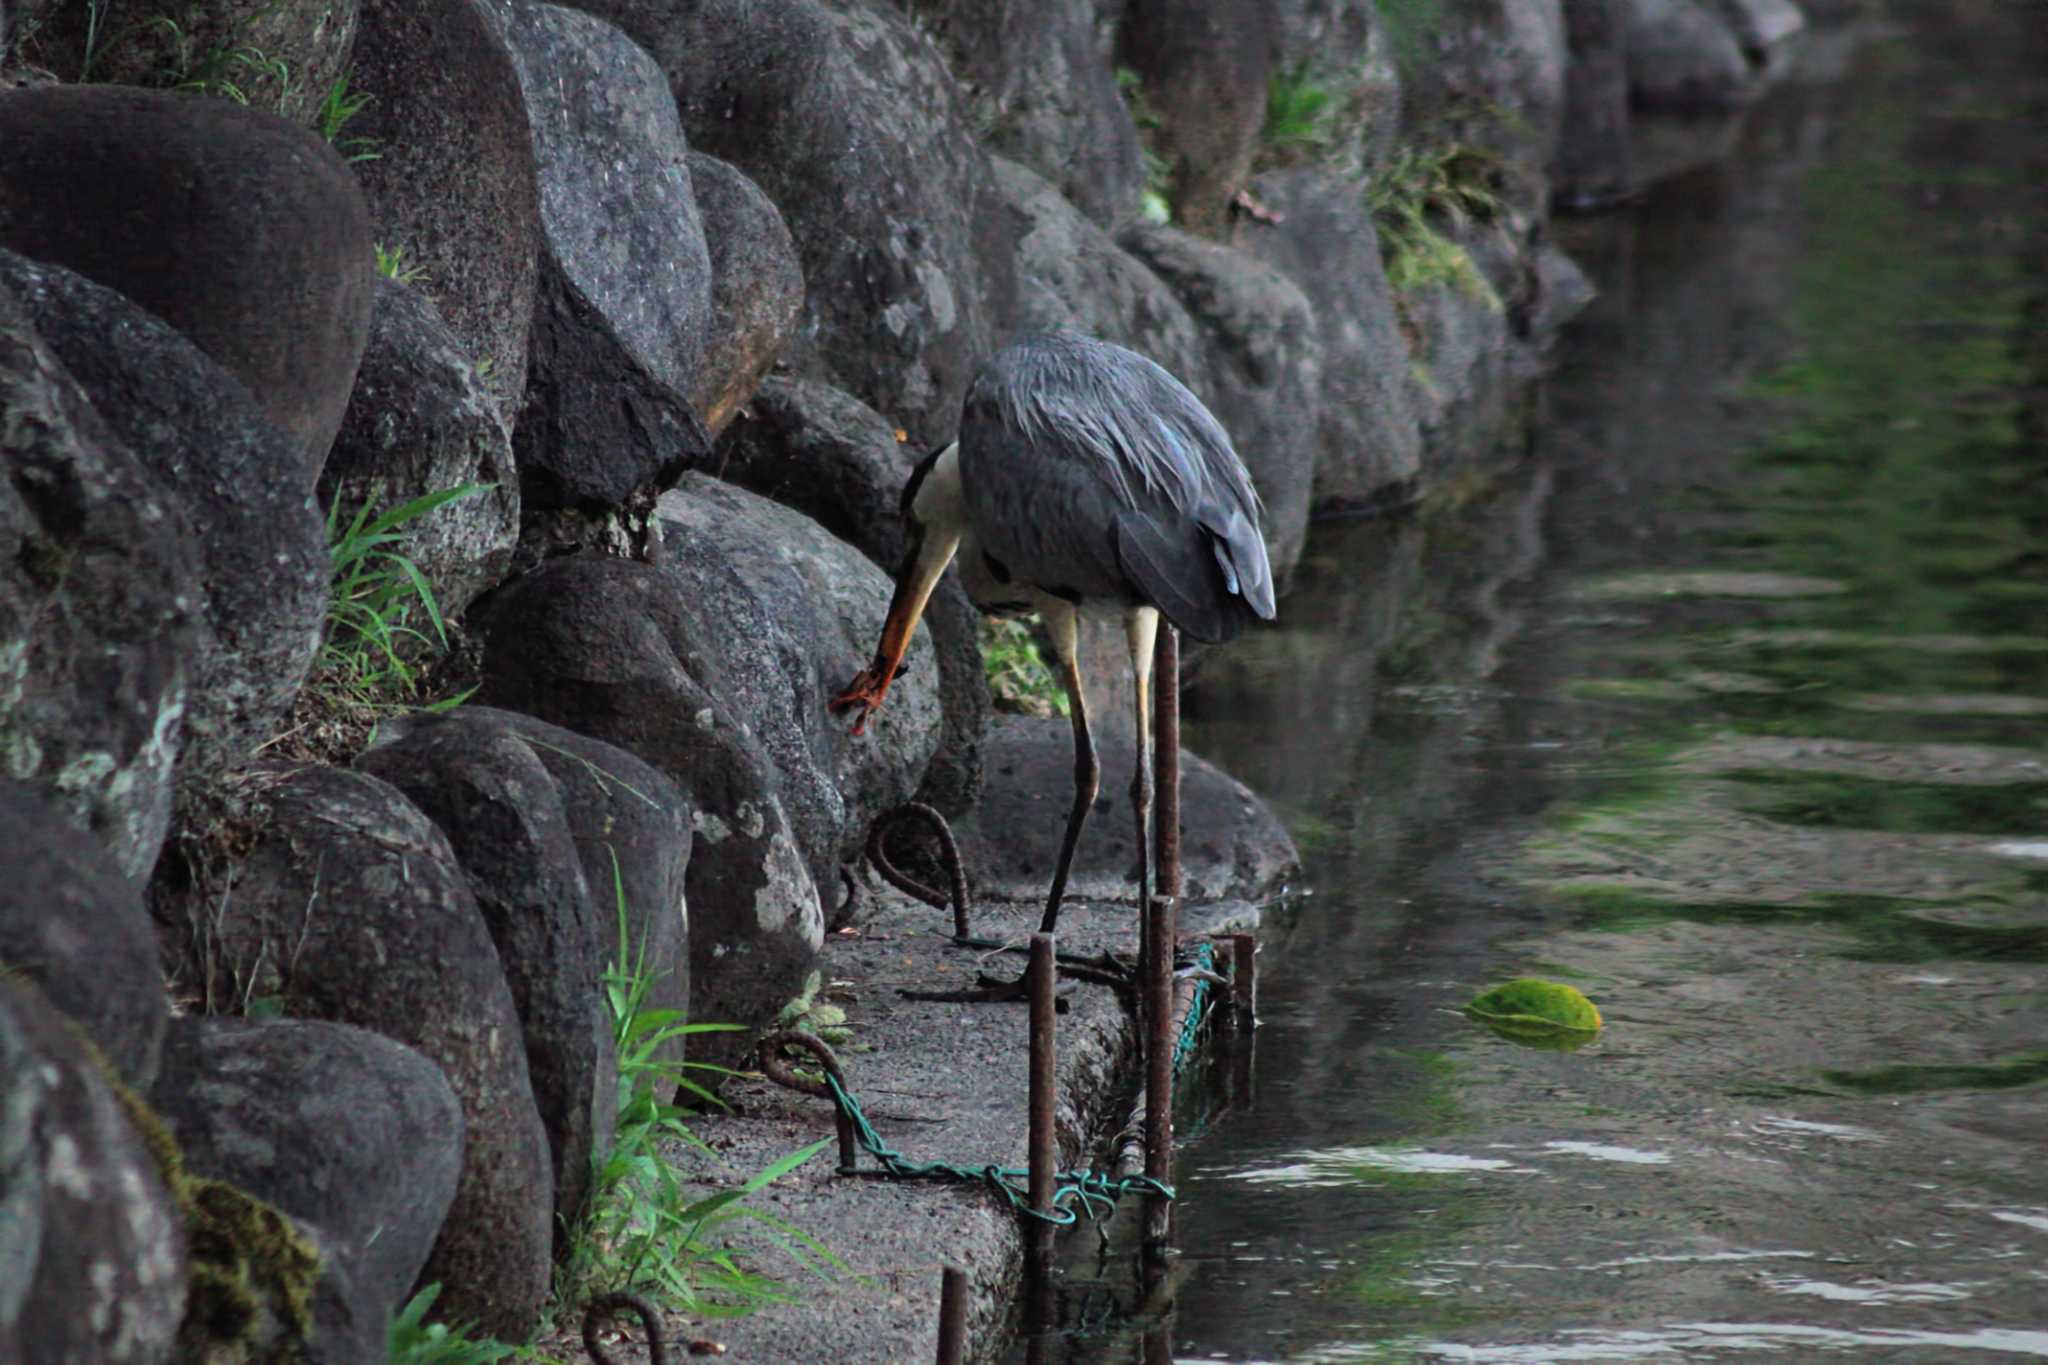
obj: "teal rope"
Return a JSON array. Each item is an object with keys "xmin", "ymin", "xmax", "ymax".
[
  {"xmin": 812, "ymin": 937, "xmax": 1227, "ymax": 1226},
  {"xmin": 825, "ymin": 1073, "xmax": 1171, "ymax": 1225}
]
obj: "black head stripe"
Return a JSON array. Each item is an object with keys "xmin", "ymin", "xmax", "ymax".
[{"xmin": 900, "ymin": 446, "xmax": 945, "ymax": 522}]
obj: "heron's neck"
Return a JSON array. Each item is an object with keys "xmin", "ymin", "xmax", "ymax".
[{"xmin": 910, "ymin": 442, "xmax": 966, "ymax": 534}]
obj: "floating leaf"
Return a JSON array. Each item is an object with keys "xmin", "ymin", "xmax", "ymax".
[{"xmin": 1466, "ymin": 978, "xmax": 1602, "ymax": 1049}]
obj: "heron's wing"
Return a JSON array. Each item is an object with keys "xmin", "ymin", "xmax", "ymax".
[{"xmin": 1112, "ymin": 508, "xmax": 1244, "ymax": 643}]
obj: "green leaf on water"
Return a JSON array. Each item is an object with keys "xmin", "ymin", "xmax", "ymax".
[{"xmin": 1466, "ymin": 978, "xmax": 1603, "ymax": 1049}]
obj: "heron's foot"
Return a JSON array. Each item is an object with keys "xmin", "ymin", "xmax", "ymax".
[{"xmin": 828, "ymin": 665, "xmax": 892, "ymax": 735}]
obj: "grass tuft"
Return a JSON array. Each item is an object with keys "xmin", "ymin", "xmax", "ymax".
[
  {"xmin": 1368, "ymin": 144, "xmax": 1505, "ymax": 302},
  {"xmin": 1264, "ymin": 64, "xmax": 1337, "ymax": 161},
  {"xmin": 314, "ymin": 483, "xmax": 482, "ymax": 712},
  {"xmin": 316, "ymin": 66, "xmax": 379, "ymax": 162},
  {"xmin": 374, "ymin": 243, "xmax": 428, "ymax": 285}
]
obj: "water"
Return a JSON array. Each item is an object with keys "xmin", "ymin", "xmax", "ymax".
[{"xmin": 1023, "ymin": 3, "xmax": 2048, "ymax": 1359}]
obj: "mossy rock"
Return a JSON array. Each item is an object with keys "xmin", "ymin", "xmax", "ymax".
[{"xmin": 1466, "ymin": 978, "xmax": 1603, "ymax": 1050}]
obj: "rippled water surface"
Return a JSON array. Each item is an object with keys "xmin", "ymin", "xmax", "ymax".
[{"xmin": 1021, "ymin": 4, "xmax": 2048, "ymax": 1360}]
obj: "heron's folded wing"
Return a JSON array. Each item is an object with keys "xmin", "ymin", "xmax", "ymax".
[{"xmin": 1112, "ymin": 509, "xmax": 1242, "ymax": 643}]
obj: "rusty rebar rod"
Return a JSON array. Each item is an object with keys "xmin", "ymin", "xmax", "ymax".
[
  {"xmin": 936, "ymin": 1264, "xmax": 969, "ymax": 1365},
  {"xmin": 1028, "ymin": 932, "xmax": 1058, "ymax": 1259},
  {"xmin": 1115, "ymin": 966, "xmax": 1202, "ymax": 1181},
  {"xmin": 1143, "ymin": 884, "xmax": 1176, "ymax": 1246},
  {"xmin": 582, "ymin": 1292, "xmax": 665, "ymax": 1365},
  {"xmin": 756, "ymin": 1030, "xmax": 859, "ymax": 1173}
]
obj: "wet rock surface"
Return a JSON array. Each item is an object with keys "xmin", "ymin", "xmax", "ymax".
[
  {"xmin": 320, "ymin": 277, "xmax": 520, "ymax": 623},
  {"xmin": 0, "ymin": 781, "xmax": 169, "ymax": 1089},
  {"xmin": 0, "ymin": 279, "xmax": 197, "ymax": 878},
  {"xmin": 0, "ymin": 976, "xmax": 188, "ymax": 1364},
  {"xmin": 0, "ymin": 250, "xmax": 326, "ymax": 801},
  {"xmin": 0, "ymin": 85, "xmax": 376, "ymax": 477},
  {"xmin": 148, "ymin": 1014, "xmax": 464, "ymax": 1344},
  {"xmin": 688, "ymin": 151, "xmax": 805, "ymax": 437},
  {"xmin": 175, "ymin": 763, "xmax": 553, "ymax": 1340}
]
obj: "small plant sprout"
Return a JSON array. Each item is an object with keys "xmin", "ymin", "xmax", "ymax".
[
  {"xmin": 318, "ymin": 483, "xmax": 485, "ymax": 710},
  {"xmin": 980, "ymin": 617, "xmax": 1070, "ymax": 718},
  {"xmin": 316, "ymin": 67, "xmax": 379, "ymax": 162},
  {"xmin": 1264, "ymin": 64, "xmax": 1337, "ymax": 160},
  {"xmin": 384, "ymin": 1284, "xmax": 521, "ymax": 1364},
  {"xmin": 550, "ymin": 855, "xmax": 835, "ymax": 1320},
  {"xmin": 374, "ymin": 243, "xmax": 427, "ymax": 285},
  {"xmin": 1368, "ymin": 143, "xmax": 1507, "ymax": 304}
]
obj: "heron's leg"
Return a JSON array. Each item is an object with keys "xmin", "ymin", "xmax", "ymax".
[
  {"xmin": 1126, "ymin": 606, "xmax": 1161, "ymax": 939},
  {"xmin": 1038, "ymin": 602, "xmax": 1097, "ymax": 935}
]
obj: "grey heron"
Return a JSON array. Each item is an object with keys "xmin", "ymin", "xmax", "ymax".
[{"xmin": 831, "ymin": 330, "xmax": 1276, "ymax": 934}]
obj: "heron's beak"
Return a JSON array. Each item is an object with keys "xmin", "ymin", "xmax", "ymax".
[{"xmin": 829, "ymin": 528, "xmax": 960, "ymax": 735}]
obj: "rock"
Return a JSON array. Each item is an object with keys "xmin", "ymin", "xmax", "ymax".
[
  {"xmin": 0, "ymin": 782, "xmax": 169, "ymax": 1089},
  {"xmin": 1404, "ymin": 0, "xmax": 1569, "ymax": 216},
  {"xmin": 1266, "ymin": 0, "xmax": 1405, "ymax": 176},
  {"xmin": 657, "ymin": 474, "xmax": 946, "ymax": 886},
  {"xmin": 1399, "ymin": 224, "xmax": 1519, "ymax": 469},
  {"xmin": 953, "ymin": 715, "xmax": 1298, "ymax": 907},
  {"xmin": 1118, "ymin": 224, "xmax": 1322, "ymax": 583},
  {"xmin": 688, "ymin": 152, "xmax": 805, "ymax": 437},
  {"xmin": 1708, "ymin": 0, "xmax": 1806, "ymax": 54},
  {"xmin": 0, "ymin": 250, "xmax": 327, "ymax": 801},
  {"xmin": 906, "ymin": 0, "xmax": 1145, "ymax": 226},
  {"xmin": 475, "ymin": 554, "xmax": 832, "ymax": 1055},
  {"xmin": 710, "ymin": 377, "xmax": 990, "ymax": 816},
  {"xmin": 0, "ymin": 976, "xmax": 188, "ymax": 1364},
  {"xmin": 0, "ymin": 84, "xmax": 376, "ymax": 479},
  {"xmin": 0, "ymin": 278, "xmax": 197, "ymax": 879},
  {"xmin": 351, "ymin": 0, "xmax": 540, "ymax": 428},
  {"xmin": 1242, "ymin": 167, "xmax": 1424, "ymax": 513},
  {"xmin": 587, "ymin": 0, "xmax": 1016, "ymax": 449},
  {"xmin": 27, "ymin": 0, "xmax": 361, "ymax": 123},
  {"xmin": 989, "ymin": 154, "xmax": 1210, "ymax": 384},
  {"xmin": 320, "ymin": 278, "xmax": 519, "ymax": 624},
  {"xmin": 355, "ymin": 708, "xmax": 617, "ymax": 1231},
  {"xmin": 1556, "ymin": 0, "xmax": 1635, "ymax": 207},
  {"xmin": 489, "ymin": 0, "xmax": 713, "ymax": 554},
  {"xmin": 149, "ymin": 1014, "xmax": 464, "ymax": 1344},
  {"xmin": 1117, "ymin": 0, "xmax": 1276, "ymax": 231},
  {"xmin": 367, "ymin": 706, "xmax": 694, "ymax": 1063},
  {"xmin": 176, "ymin": 763, "xmax": 552, "ymax": 1339},
  {"xmin": 1623, "ymin": 0, "xmax": 1755, "ymax": 107}
]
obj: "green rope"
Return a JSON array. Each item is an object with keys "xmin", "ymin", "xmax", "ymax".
[
  {"xmin": 815, "ymin": 938, "xmax": 1228, "ymax": 1226},
  {"xmin": 825, "ymin": 1073, "xmax": 1170, "ymax": 1225}
]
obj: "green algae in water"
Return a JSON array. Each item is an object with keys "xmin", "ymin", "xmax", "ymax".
[
  {"xmin": 1717, "ymin": 769, "xmax": 2048, "ymax": 837},
  {"xmin": 1466, "ymin": 979, "xmax": 1602, "ymax": 1049},
  {"xmin": 1820, "ymin": 1051, "xmax": 2048, "ymax": 1096},
  {"xmin": 1552, "ymin": 883, "xmax": 2048, "ymax": 965}
]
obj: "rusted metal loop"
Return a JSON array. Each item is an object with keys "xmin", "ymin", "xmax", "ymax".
[
  {"xmin": 756, "ymin": 1028, "xmax": 846, "ymax": 1100},
  {"xmin": 582, "ymin": 1290, "xmax": 665, "ymax": 1365},
  {"xmin": 866, "ymin": 801, "xmax": 971, "ymax": 938}
]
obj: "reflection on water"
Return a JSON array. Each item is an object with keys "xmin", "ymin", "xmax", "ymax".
[{"xmin": 1018, "ymin": 1, "xmax": 2048, "ymax": 1359}]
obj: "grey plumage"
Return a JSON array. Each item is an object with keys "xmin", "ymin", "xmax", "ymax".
[{"xmin": 957, "ymin": 330, "xmax": 1275, "ymax": 641}]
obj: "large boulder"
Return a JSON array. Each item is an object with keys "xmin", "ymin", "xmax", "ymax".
[
  {"xmin": 990, "ymin": 154, "xmax": 1210, "ymax": 382},
  {"xmin": 0, "ymin": 84, "xmax": 375, "ymax": 480},
  {"xmin": 355, "ymin": 707, "xmax": 621, "ymax": 1231},
  {"xmin": 709, "ymin": 378, "xmax": 990, "ymax": 816},
  {"xmin": 473, "ymin": 498, "xmax": 938, "ymax": 1050},
  {"xmin": 490, "ymin": 0, "xmax": 714, "ymax": 558},
  {"xmin": 1117, "ymin": 0, "xmax": 1276, "ymax": 232},
  {"xmin": 904, "ymin": 0, "xmax": 1145, "ymax": 227},
  {"xmin": 26, "ymin": 0, "xmax": 361, "ymax": 123},
  {"xmin": 1242, "ymin": 166, "xmax": 1424, "ymax": 513},
  {"xmin": 1623, "ymin": 0, "xmax": 1755, "ymax": 107},
  {"xmin": 320, "ymin": 277, "xmax": 520, "ymax": 623},
  {"xmin": 687, "ymin": 151, "xmax": 805, "ymax": 437},
  {"xmin": 0, "ymin": 782, "xmax": 169, "ymax": 1089},
  {"xmin": 1266, "ymin": 0, "xmax": 1405, "ymax": 177},
  {"xmin": 0, "ymin": 977, "xmax": 188, "ymax": 1364},
  {"xmin": 953, "ymin": 715, "xmax": 1298, "ymax": 907},
  {"xmin": 351, "ymin": 0, "xmax": 540, "ymax": 428},
  {"xmin": 1403, "ymin": 0, "xmax": 1569, "ymax": 216},
  {"xmin": 0, "ymin": 250, "xmax": 327, "ymax": 801},
  {"xmin": 149, "ymin": 1015, "xmax": 464, "ymax": 1350},
  {"xmin": 656, "ymin": 474, "xmax": 947, "ymax": 884},
  {"xmin": 1118, "ymin": 224, "xmax": 1322, "ymax": 583},
  {"xmin": 0, "ymin": 279, "xmax": 197, "ymax": 879},
  {"xmin": 168, "ymin": 763, "xmax": 553, "ymax": 1339},
  {"xmin": 583, "ymin": 0, "xmax": 1017, "ymax": 449},
  {"xmin": 367, "ymin": 706, "xmax": 694, "ymax": 1061}
]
